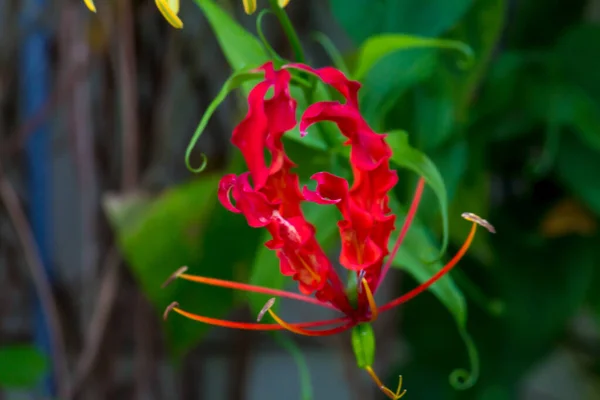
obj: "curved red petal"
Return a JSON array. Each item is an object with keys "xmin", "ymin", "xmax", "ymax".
[
  {"xmin": 284, "ymin": 63, "xmax": 361, "ymax": 107},
  {"xmin": 218, "ymin": 174, "xmax": 241, "ymax": 213}
]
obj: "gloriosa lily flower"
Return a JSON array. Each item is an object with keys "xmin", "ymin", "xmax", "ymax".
[
  {"xmin": 83, "ymin": 0, "xmax": 291, "ymax": 29},
  {"xmin": 163, "ymin": 62, "xmax": 495, "ymax": 398}
]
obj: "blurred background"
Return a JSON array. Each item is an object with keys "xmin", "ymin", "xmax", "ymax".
[{"xmin": 1, "ymin": 0, "xmax": 600, "ymax": 399}]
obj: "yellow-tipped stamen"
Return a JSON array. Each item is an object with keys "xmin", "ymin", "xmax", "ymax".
[
  {"xmin": 364, "ymin": 366, "xmax": 407, "ymax": 399},
  {"xmin": 361, "ymin": 278, "xmax": 378, "ymax": 322},
  {"xmin": 164, "ymin": 300, "xmax": 351, "ymax": 331},
  {"xmin": 379, "ymin": 212, "xmax": 494, "ymax": 313},
  {"xmin": 155, "ymin": 0, "xmax": 183, "ymax": 29},
  {"xmin": 461, "ymin": 212, "xmax": 496, "ymax": 233},
  {"xmin": 257, "ymin": 298, "xmax": 276, "ymax": 322},
  {"xmin": 83, "ymin": 0, "xmax": 96, "ymax": 12},
  {"xmin": 162, "ymin": 266, "xmax": 337, "ymax": 309},
  {"xmin": 242, "ymin": 0, "xmax": 257, "ymax": 14},
  {"xmin": 163, "ymin": 301, "xmax": 179, "ymax": 321},
  {"xmin": 260, "ymin": 298, "xmax": 356, "ymax": 336},
  {"xmin": 162, "ymin": 266, "xmax": 188, "ymax": 288}
]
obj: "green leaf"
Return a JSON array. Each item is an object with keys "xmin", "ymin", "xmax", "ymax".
[
  {"xmin": 359, "ymin": 49, "xmax": 437, "ymax": 128},
  {"xmin": 272, "ymin": 333, "xmax": 314, "ymax": 400},
  {"xmin": 387, "ymin": 130, "xmax": 449, "ymax": 258},
  {"xmin": 352, "ymin": 34, "xmax": 474, "ymax": 80},
  {"xmin": 556, "ymin": 24, "xmax": 600, "ymax": 104},
  {"xmin": 351, "ymin": 323, "xmax": 376, "ymax": 369},
  {"xmin": 556, "ymin": 134, "xmax": 600, "ymax": 216},
  {"xmin": 389, "ymin": 201, "xmax": 466, "ymax": 325},
  {"xmin": 193, "ymin": 0, "xmax": 268, "ymax": 71},
  {"xmin": 105, "ymin": 175, "xmax": 263, "ymax": 357},
  {"xmin": 0, "ymin": 345, "xmax": 47, "ymax": 388},
  {"xmin": 330, "ymin": 0, "xmax": 473, "ymax": 44},
  {"xmin": 388, "ymin": 197, "xmax": 479, "ymax": 389},
  {"xmin": 548, "ymin": 84, "xmax": 600, "ymax": 153}
]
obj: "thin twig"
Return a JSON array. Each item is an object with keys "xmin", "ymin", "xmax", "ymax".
[
  {"xmin": 0, "ymin": 162, "xmax": 71, "ymax": 398},
  {"xmin": 68, "ymin": 246, "xmax": 121, "ymax": 399},
  {"xmin": 117, "ymin": 0, "xmax": 139, "ymax": 191}
]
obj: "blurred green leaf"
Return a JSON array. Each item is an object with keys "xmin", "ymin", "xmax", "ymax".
[
  {"xmin": 352, "ymin": 34, "xmax": 473, "ymax": 80},
  {"xmin": 272, "ymin": 333, "xmax": 314, "ymax": 400},
  {"xmin": 0, "ymin": 345, "xmax": 47, "ymax": 388},
  {"xmin": 105, "ymin": 175, "xmax": 262, "ymax": 357},
  {"xmin": 330, "ymin": 0, "xmax": 473, "ymax": 44},
  {"xmin": 360, "ymin": 49, "xmax": 437, "ymax": 128},
  {"xmin": 388, "ymin": 197, "xmax": 479, "ymax": 388},
  {"xmin": 549, "ymin": 84, "xmax": 600, "ymax": 153},
  {"xmin": 556, "ymin": 24, "xmax": 600, "ymax": 103},
  {"xmin": 193, "ymin": 0, "xmax": 267, "ymax": 71},
  {"xmin": 447, "ymin": 0, "xmax": 506, "ymax": 122},
  {"xmin": 389, "ymin": 198, "xmax": 466, "ymax": 325},
  {"xmin": 387, "ymin": 130, "xmax": 449, "ymax": 258},
  {"xmin": 556, "ymin": 134, "xmax": 600, "ymax": 216}
]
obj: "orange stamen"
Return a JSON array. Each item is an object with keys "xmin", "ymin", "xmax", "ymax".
[
  {"xmin": 379, "ymin": 213, "xmax": 494, "ymax": 313},
  {"xmin": 162, "ymin": 266, "xmax": 336, "ymax": 310},
  {"xmin": 379, "ymin": 177, "xmax": 426, "ymax": 287},
  {"xmin": 164, "ymin": 301, "xmax": 350, "ymax": 331},
  {"xmin": 361, "ymin": 278, "xmax": 378, "ymax": 322},
  {"xmin": 297, "ymin": 254, "xmax": 322, "ymax": 283},
  {"xmin": 364, "ymin": 366, "xmax": 407, "ymax": 399},
  {"xmin": 259, "ymin": 298, "xmax": 356, "ymax": 336}
]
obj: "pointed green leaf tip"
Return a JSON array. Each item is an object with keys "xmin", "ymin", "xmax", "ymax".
[{"xmin": 351, "ymin": 323, "xmax": 375, "ymax": 369}]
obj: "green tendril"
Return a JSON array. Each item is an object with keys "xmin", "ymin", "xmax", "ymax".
[
  {"xmin": 311, "ymin": 32, "xmax": 350, "ymax": 76},
  {"xmin": 185, "ymin": 70, "xmax": 263, "ymax": 173},
  {"xmin": 449, "ymin": 326, "xmax": 480, "ymax": 390},
  {"xmin": 268, "ymin": 0, "xmax": 304, "ymax": 62},
  {"xmin": 256, "ymin": 9, "xmax": 287, "ymax": 67}
]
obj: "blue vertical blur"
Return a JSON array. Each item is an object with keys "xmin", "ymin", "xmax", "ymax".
[{"xmin": 20, "ymin": 0, "xmax": 55, "ymax": 396}]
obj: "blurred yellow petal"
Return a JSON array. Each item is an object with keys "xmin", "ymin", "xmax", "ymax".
[
  {"xmin": 83, "ymin": 0, "xmax": 96, "ymax": 13},
  {"xmin": 155, "ymin": 0, "xmax": 183, "ymax": 29},
  {"xmin": 167, "ymin": 0, "xmax": 180, "ymax": 14},
  {"xmin": 540, "ymin": 198, "xmax": 597, "ymax": 238},
  {"xmin": 278, "ymin": 0, "xmax": 291, "ymax": 7},
  {"xmin": 242, "ymin": 0, "xmax": 257, "ymax": 14}
]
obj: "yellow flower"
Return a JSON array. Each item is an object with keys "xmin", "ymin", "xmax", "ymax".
[
  {"xmin": 242, "ymin": 0, "xmax": 290, "ymax": 14},
  {"xmin": 82, "ymin": 0, "xmax": 183, "ymax": 29},
  {"xmin": 155, "ymin": 0, "xmax": 183, "ymax": 29}
]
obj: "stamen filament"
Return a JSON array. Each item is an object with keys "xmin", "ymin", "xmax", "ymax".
[
  {"xmin": 379, "ymin": 220, "xmax": 478, "ymax": 313},
  {"xmin": 259, "ymin": 298, "xmax": 356, "ymax": 336},
  {"xmin": 361, "ymin": 278, "xmax": 378, "ymax": 322},
  {"xmin": 266, "ymin": 309, "xmax": 356, "ymax": 336},
  {"xmin": 163, "ymin": 266, "xmax": 337, "ymax": 310},
  {"xmin": 164, "ymin": 301, "xmax": 350, "ymax": 331},
  {"xmin": 378, "ymin": 178, "xmax": 426, "ymax": 287},
  {"xmin": 364, "ymin": 366, "xmax": 407, "ymax": 399}
]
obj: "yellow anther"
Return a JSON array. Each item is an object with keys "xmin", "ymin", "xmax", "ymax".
[
  {"xmin": 155, "ymin": 0, "xmax": 183, "ymax": 29},
  {"xmin": 461, "ymin": 212, "xmax": 495, "ymax": 233},
  {"xmin": 83, "ymin": 0, "xmax": 96, "ymax": 12},
  {"xmin": 242, "ymin": 0, "xmax": 257, "ymax": 14}
]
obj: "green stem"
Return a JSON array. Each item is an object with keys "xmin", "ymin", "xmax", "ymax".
[{"xmin": 268, "ymin": 0, "xmax": 305, "ymax": 62}]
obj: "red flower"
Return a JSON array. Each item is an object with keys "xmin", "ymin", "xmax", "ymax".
[{"xmin": 164, "ymin": 62, "xmax": 494, "ymax": 398}]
